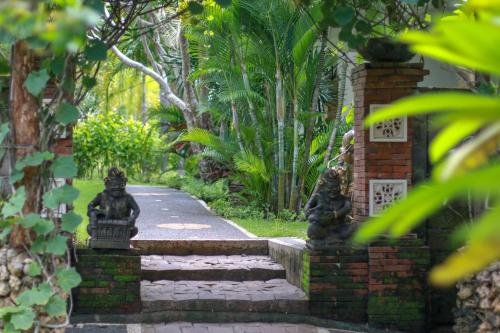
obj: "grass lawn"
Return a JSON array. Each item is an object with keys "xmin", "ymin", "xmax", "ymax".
[
  {"xmin": 231, "ymin": 217, "xmax": 308, "ymax": 239},
  {"xmin": 74, "ymin": 179, "xmax": 103, "ymax": 245}
]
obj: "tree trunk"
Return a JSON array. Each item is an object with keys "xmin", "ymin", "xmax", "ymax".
[
  {"xmin": 297, "ymin": 32, "xmax": 327, "ymax": 208},
  {"xmin": 231, "ymin": 101, "xmax": 245, "ymax": 152},
  {"xmin": 324, "ymin": 59, "xmax": 348, "ymax": 164},
  {"xmin": 288, "ymin": 90, "xmax": 299, "ymax": 211},
  {"xmin": 275, "ymin": 66, "xmax": 285, "ymax": 212},
  {"xmin": 8, "ymin": 40, "xmax": 41, "ymax": 247}
]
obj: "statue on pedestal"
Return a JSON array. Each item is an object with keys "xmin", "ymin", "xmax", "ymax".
[{"xmin": 87, "ymin": 167, "xmax": 140, "ymax": 249}]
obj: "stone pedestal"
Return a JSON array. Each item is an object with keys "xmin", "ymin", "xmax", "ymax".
[
  {"xmin": 351, "ymin": 63, "xmax": 428, "ymax": 223},
  {"xmin": 306, "ymin": 242, "xmax": 368, "ymax": 323},
  {"xmin": 73, "ymin": 249, "xmax": 141, "ymax": 314}
]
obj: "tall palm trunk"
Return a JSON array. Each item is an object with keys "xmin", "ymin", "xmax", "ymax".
[
  {"xmin": 275, "ymin": 65, "xmax": 286, "ymax": 211},
  {"xmin": 288, "ymin": 89, "xmax": 300, "ymax": 211},
  {"xmin": 240, "ymin": 60, "xmax": 265, "ymax": 160},
  {"xmin": 265, "ymin": 81, "xmax": 279, "ymax": 211},
  {"xmin": 297, "ymin": 32, "xmax": 327, "ymax": 209},
  {"xmin": 324, "ymin": 59, "xmax": 348, "ymax": 164},
  {"xmin": 231, "ymin": 101, "xmax": 245, "ymax": 152}
]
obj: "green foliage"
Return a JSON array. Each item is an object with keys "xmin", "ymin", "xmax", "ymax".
[
  {"xmin": 56, "ymin": 102, "xmax": 80, "ymax": 125},
  {"xmin": 354, "ymin": 0, "xmax": 500, "ymax": 286},
  {"xmin": 180, "ymin": 177, "xmax": 228, "ymax": 203},
  {"xmin": 24, "ymin": 69, "xmax": 50, "ymax": 96},
  {"xmin": 74, "ymin": 111, "xmax": 167, "ymax": 179}
]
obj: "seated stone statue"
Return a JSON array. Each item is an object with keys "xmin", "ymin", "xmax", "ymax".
[
  {"xmin": 87, "ymin": 167, "xmax": 140, "ymax": 248},
  {"xmin": 305, "ymin": 169, "xmax": 353, "ymax": 243}
]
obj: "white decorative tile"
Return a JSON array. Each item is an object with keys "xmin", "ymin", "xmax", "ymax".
[
  {"xmin": 369, "ymin": 179, "xmax": 407, "ymax": 216},
  {"xmin": 369, "ymin": 104, "xmax": 407, "ymax": 142}
]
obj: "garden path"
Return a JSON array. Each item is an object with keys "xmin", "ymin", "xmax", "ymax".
[{"xmin": 128, "ymin": 185, "xmax": 251, "ymax": 240}]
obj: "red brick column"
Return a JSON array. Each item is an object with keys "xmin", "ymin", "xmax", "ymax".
[{"xmin": 351, "ymin": 63, "xmax": 428, "ymax": 223}]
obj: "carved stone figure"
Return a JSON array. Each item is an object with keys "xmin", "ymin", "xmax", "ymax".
[
  {"xmin": 305, "ymin": 169, "xmax": 354, "ymax": 244},
  {"xmin": 87, "ymin": 167, "xmax": 140, "ymax": 249}
]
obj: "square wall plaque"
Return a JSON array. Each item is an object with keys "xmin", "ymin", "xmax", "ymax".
[
  {"xmin": 369, "ymin": 104, "xmax": 407, "ymax": 142},
  {"xmin": 369, "ymin": 179, "xmax": 407, "ymax": 216}
]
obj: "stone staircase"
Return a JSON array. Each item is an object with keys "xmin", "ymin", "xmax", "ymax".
[{"xmin": 135, "ymin": 239, "xmax": 309, "ymax": 322}]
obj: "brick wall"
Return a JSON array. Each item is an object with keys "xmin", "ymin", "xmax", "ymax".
[
  {"xmin": 307, "ymin": 245, "xmax": 369, "ymax": 323},
  {"xmin": 305, "ymin": 240, "xmax": 429, "ymax": 332},
  {"xmin": 351, "ymin": 63, "xmax": 428, "ymax": 223},
  {"xmin": 368, "ymin": 237, "xmax": 430, "ymax": 332},
  {"xmin": 73, "ymin": 249, "xmax": 141, "ymax": 314}
]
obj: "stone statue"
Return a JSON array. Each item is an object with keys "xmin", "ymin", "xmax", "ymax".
[
  {"xmin": 87, "ymin": 167, "xmax": 140, "ymax": 249},
  {"xmin": 305, "ymin": 169, "xmax": 354, "ymax": 244}
]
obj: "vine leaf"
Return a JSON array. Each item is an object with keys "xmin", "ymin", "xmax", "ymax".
[
  {"xmin": 9, "ymin": 169, "xmax": 24, "ymax": 184},
  {"xmin": 56, "ymin": 267, "xmax": 82, "ymax": 292},
  {"xmin": 61, "ymin": 211, "xmax": 82, "ymax": 232},
  {"xmin": 43, "ymin": 184, "xmax": 79, "ymax": 209},
  {"xmin": 30, "ymin": 237, "xmax": 47, "ymax": 254},
  {"xmin": 55, "ymin": 102, "xmax": 80, "ymax": 125},
  {"xmin": 215, "ymin": 0, "xmax": 231, "ymax": 7},
  {"xmin": 51, "ymin": 156, "xmax": 78, "ymax": 178},
  {"xmin": 19, "ymin": 213, "xmax": 43, "ymax": 228},
  {"xmin": 24, "ymin": 69, "xmax": 50, "ymax": 96},
  {"xmin": 32, "ymin": 219, "xmax": 55, "ymax": 236},
  {"xmin": 2, "ymin": 187, "xmax": 26, "ymax": 217},
  {"xmin": 0, "ymin": 122, "xmax": 9, "ymax": 143},
  {"xmin": 333, "ymin": 6, "xmax": 355, "ymax": 26},
  {"xmin": 44, "ymin": 294, "xmax": 66, "ymax": 316},
  {"xmin": 45, "ymin": 235, "xmax": 68, "ymax": 255},
  {"xmin": 10, "ymin": 308, "xmax": 35, "ymax": 330},
  {"xmin": 26, "ymin": 262, "xmax": 42, "ymax": 277},
  {"xmin": 16, "ymin": 283, "xmax": 53, "ymax": 306},
  {"xmin": 84, "ymin": 40, "xmax": 107, "ymax": 61},
  {"xmin": 0, "ymin": 226, "xmax": 11, "ymax": 240},
  {"xmin": 15, "ymin": 151, "xmax": 54, "ymax": 170}
]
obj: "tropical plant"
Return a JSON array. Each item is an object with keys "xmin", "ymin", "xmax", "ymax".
[{"xmin": 354, "ymin": 0, "xmax": 500, "ymax": 287}]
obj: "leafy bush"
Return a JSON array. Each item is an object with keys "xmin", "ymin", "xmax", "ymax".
[
  {"xmin": 179, "ymin": 177, "xmax": 228, "ymax": 203},
  {"xmin": 209, "ymin": 198, "xmax": 264, "ymax": 220},
  {"xmin": 74, "ymin": 111, "xmax": 166, "ymax": 180}
]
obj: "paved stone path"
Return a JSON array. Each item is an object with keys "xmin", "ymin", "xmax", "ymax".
[
  {"xmin": 68, "ymin": 323, "xmax": 361, "ymax": 333},
  {"xmin": 141, "ymin": 279, "xmax": 308, "ymax": 314},
  {"xmin": 127, "ymin": 185, "xmax": 250, "ymax": 240},
  {"xmin": 142, "ymin": 255, "xmax": 285, "ymax": 281}
]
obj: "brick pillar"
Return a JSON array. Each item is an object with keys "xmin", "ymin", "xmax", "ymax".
[
  {"xmin": 351, "ymin": 63, "xmax": 428, "ymax": 223},
  {"xmin": 73, "ymin": 249, "xmax": 141, "ymax": 314}
]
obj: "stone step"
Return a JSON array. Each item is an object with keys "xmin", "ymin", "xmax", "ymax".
[
  {"xmin": 132, "ymin": 239, "xmax": 269, "ymax": 256},
  {"xmin": 141, "ymin": 255, "xmax": 286, "ymax": 281},
  {"xmin": 141, "ymin": 279, "xmax": 309, "ymax": 315}
]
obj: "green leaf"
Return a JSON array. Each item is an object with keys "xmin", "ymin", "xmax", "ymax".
[
  {"xmin": 50, "ymin": 56, "xmax": 65, "ymax": 75},
  {"xmin": 15, "ymin": 151, "xmax": 54, "ymax": 170},
  {"xmin": 10, "ymin": 308, "xmax": 35, "ymax": 330},
  {"xmin": 51, "ymin": 155, "xmax": 78, "ymax": 178},
  {"xmin": 430, "ymin": 119, "xmax": 484, "ymax": 163},
  {"xmin": 0, "ymin": 226, "xmax": 12, "ymax": 240},
  {"xmin": 82, "ymin": 76, "xmax": 97, "ymax": 89},
  {"xmin": 55, "ymin": 102, "xmax": 80, "ymax": 125},
  {"xmin": 32, "ymin": 219, "xmax": 55, "ymax": 236},
  {"xmin": 61, "ymin": 212, "xmax": 83, "ymax": 232},
  {"xmin": 43, "ymin": 184, "xmax": 80, "ymax": 209},
  {"xmin": 45, "ymin": 235, "xmax": 68, "ymax": 255},
  {"xmin": 85, "ymin": 0, "xmax": 105, "ymax": 14},
  {"xmin": 16, "ymin": 283, "xmax": 53, "ymax": 306},
  {"xmin": 19, "ymin": 213, "xmax": 45, "ymax": 228},
  {"xmin": 2, "ymin": 187, "xmax": 26, "ymax": 218},
  {"xmin": 353, "ymin": 163, "xmax": 500, "ymax": 243},
  {"xmin": 56, "ymin": 267, "xmax": 82, "ymax": 292},
  {"xmin": 84, "ymin": 40, "xmax": 107, "ymax": 61},
  {"xmin": 188, "ymin": 1, "xmax": 204, "ymax": 14},
  {"xmin": 9, "ymin": 169, "xmax": 24, "ymax": 184},
  {"xmin": 26, "ymin": 262, "xmax": 42, "ymax": 277},
  {"xmin": 333, "ymin": 6, "xmax": 355, "ymax": 26},
  {"xmin": 364, "ymin": 93, "xmax": 500, "ymax": 126},
  {"xmin": 215, "ymin": 0, "xmax": 231, "ymax": 7},
  {"xmin": 31, "ymin": 237, "xmax": 47, "ymax": 253},
  {"xmin": 24, "ymin": 69, "xmax": 50, "ymax": 96},
  {"xmin": 355, "ymin": 20, "xmax": 372, "ymax": 34},
  {"xmin": 44, "ymin": 294, "xmax": 67, "ymax": 316},
  {"xmin": 0, "ymin": 122, "xmax": 9, "ymax": 143},
  {"xmin": 0, "ymin": 306, "xmax": 24, "ymax": 317}
]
